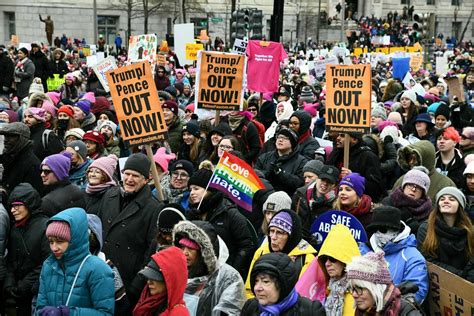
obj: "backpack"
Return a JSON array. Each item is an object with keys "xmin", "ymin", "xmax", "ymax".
[
  {"xmin": 42, "ymin": 129, "xmax": 51, "ymax": 150},
  {"xmin": 241, "ymin": 120, "xmax": 265, "ymax": 146}
]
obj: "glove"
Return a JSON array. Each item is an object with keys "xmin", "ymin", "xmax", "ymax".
[
  {"xmin": 383, "ymin": 135, "xmax": 393, "ymax": 144},
  {"xmin": 58, "ymin": 305, "xmax": 70, "ymax": 316},
  {"xmin": 40, "ymin": 306, "xmax": 62, "ymax": 316}
]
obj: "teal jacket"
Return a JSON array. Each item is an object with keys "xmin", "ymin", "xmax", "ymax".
[{"xmin": 36, "ymin": 208, "xmax": 115, "ymax": 315}]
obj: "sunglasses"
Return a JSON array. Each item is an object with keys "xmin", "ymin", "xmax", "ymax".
[
  {"xmin": 248, "ymin": 107, "xmax": 257, "ymax": 112},
  {"xmin": 321, "ymin": 256, "xmax": 338, "ymax": 263},
  {"xmin": 41, "ymin": 169, "xmax": 53, "ymax": 175}
]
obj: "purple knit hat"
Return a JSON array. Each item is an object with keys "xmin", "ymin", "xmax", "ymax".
[
  {"xmin": 41, "ymin": 152, "xmax": 72, "ymax": 181},
  {"xmin": 88, "ymin": 154, "xmax": 118, "ymax": 183},
  {"xmin": 25, "ymin": 107, "xmax": 46, "ymax": 122},
  {"xmin": 340, "ymin": 173, "xmax": 365, "ymax": 197},
  {"xmin": 268, "ymin": 210, "xmax": 293, "ymax": 234},
  {"xmin": 74, "ymin": 100, "xmax": 91, "ymax": 116},
  {"xmin": 346, "ymin": 251, "xmax": 392, "ymax": 285}
]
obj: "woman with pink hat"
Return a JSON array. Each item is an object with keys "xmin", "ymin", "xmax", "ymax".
[{"xmin": 58, "ymin": 73, "xmax": 78, "ymax": 102}]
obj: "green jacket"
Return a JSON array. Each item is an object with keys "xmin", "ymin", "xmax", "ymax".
[{"xmin": 167, "ymin": 116, "xmax": 183, "ymax": 154}]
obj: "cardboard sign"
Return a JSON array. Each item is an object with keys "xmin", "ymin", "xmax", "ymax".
[
  {"xmin": 436, "ymin": 56, "xmax": 449, "ymax": 76},
  {"xmin": 47, "ymin": 74, "xmax": 65, "ymax": 92},
  {"xmin": 325, "ymin": 64, "xmax": 371, "ymax": 133},
  {"xmin": 410, "ymin": 55, "xmax": 423, "ymax": 72},
  {"xmin": 446, "ymin": 77, "xmax": 465, "ymax": 103},
  {"xmin": 310, "ymin": 210, "xmax": 367, "ymax": 251},
  {"xmin": 185, "ymin": 43, "xmax": 204, "ymax": 61},
  {"xmin": 427, "ymin": 262, "xmax": 474, "ymax": 316},
  {"xmin": 106, "ymin": 61, "xmax": 167, "ymax": 146},
  {"xmin": 92, "ymin": 56, "xmax": 117, "ymax": 92},
  {"xmin": 174, "ymin": 23, "xmax": 195, "ymax": 66},
  {"xmin": 232, "ymin": 38, "xmax": 248, "ymax": 55},
  {"xmin": 195, "ymin": 51, "xmax": 246, "ymax": 111},
  {"xmin": 156, "ymin": 54, "xmax": 167, "ymax": 66},
  {"xmin": 127, "ymin": 34, "xmax": 158, "ymax": 69}
]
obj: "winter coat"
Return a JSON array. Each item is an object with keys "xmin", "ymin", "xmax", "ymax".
[
  {"xmin": 70, "ymin": 159, "xmax": 93, "ymax": 190},
  {"xmin": 29, "ymin": 123, "xmax": 64, "ymax": 161},
  {"xmin": 361, "ymin": 223, "xmax": 429, "ymax": 304},
  {"xmin": 188, "ymin": 192, "xmax": 256, "ymax": 278},
  {"xmin": 394, "ymin": 140, "xmax": 456, "ymax": 201},
  {"xmin": 15, "ymin": 58, "xmax": 35, "ymax": 99},
  {"xmin": 154, "ymin": 74, "xmax": 170, "ymax": 91},
  {"xmin": 36, "ymin": 208, "xmax": 115, "ymax": 315},
  {"xmin": 435, "ymin": 149, "xmax": 466, "ymax": 188},
  {"xmin": 167, "ymin": 117, "xmax": 183, "ymax": 154},
  {"xmin": 0, "ymin": 52, "xmax": 14, "ymax": 91},
  {"xmin": 173, "ymin": 221, "xmax": 246, "ymax": 315},
  {"xmin": 4, "ymin": 183, "xmax": 50, "ymax": 301},
  {"xmin": 327, "ymin": 141, "xmax": 384, "ymax": 202},
  {"xmin": 49, "ymin": 59, "xmax": 69, "ymax": 77},
  {"xmin": 30, "ymin": 50, "xmax": 50, "ymax": 81},
  {"xmin": 41, "ymin": 180, "xmax": 86, "ymax": 217},
  {"xmin": 0, "ymin": 204, "xmax": 8, "ymax": 282},
  {"xmin": 298, "ymin": 132, "xmax": 321, "ymax": 160},
  {"xmin": 317, "ymin": 224, "xmax": 360, "ymax": 316},
  {"xmin": 241, "ymin": 295, "xmax": 326, "ymax": 315},
  {"xmin": 245, "ymin": 210, "xmax": 317, "ymax": 298},
  {"xmin": 98, "ymin": 185, "xmax": 161, "ymax": 304},
  {"xmin": 232, "ymin": 118, "xmax": 262, "ymax": 165},
  {"xmin": 85, "ymin": 186, "xmax": 119, "ymax": 216},
  {"xmin": 254, "ymin": 149, "xmax": 308, "ymax": 196},
  {"xmin": 80, "ymin": 113, "xmax": 97, "ymax": 132},
  {"xmin": 417, "ymin": 219, "xmax": 474, "ymax": 282}
]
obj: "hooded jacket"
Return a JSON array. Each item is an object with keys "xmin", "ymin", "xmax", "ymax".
[
  {"xmin": 36, "ymin": 208, "xmax": 115, "ymax": 315},
  {"xmin": 4, "ymin": 183, "xmax": 49, "ymax": 299},
  {"xmin": 361, "ymin": 222, "xmax": 429, "ymax": 304},
  {"xmin": 244, "ymin": 210, "xmax": 317, "ymax": 298},
  {"xmin": 317, "ymin": 224, "xmax": 360, "ymax": 316},
  {"xmin": 394, "ymin": 140, "xmax": 456, "ymax": 201},
  {"xmin": 290, "ymin": 111, "xmax": 321, "ymax": 160},
  {"xmin": 69, "ymin": 158, "xmax": 93, "ymax": 190},
  {"xmin": 29, "ymin": 122, "xmax": 64, "ymax": 161},
  {"xmin": 173, "ymin": 221, "xmax": 246, "ymax": 315}
]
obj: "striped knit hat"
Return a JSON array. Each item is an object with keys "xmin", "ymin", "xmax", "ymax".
[{"xmin": 346, "ymin": 251, "xmax": 392, "ymax": 285}]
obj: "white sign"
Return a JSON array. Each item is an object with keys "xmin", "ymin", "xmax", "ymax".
[
  {"xmin": 86, "ymin": 55, "xmax": 97, "ymax": 67},
  {"xmin": 436, "ymin": 56, "xmax": 449, "ymax": 76},
  {"xmin": 232, "ymin": 38, "xmax": 248, "ymax": 55},
  {"xmin": 313, "ymin": 57, "xmax": 338, "ymax": 78},
  {"xmin": 92, "ymin": 56, "xmax": 117, "ymax": 92},
  {"xmin": 174, "ymin": 23, "xmax": 196, "ymax": 65}
]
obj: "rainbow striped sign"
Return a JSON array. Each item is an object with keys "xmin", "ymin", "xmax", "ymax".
[{"xmin": 209, "ymin": 151, "xmax": 265, "ymax": 212}]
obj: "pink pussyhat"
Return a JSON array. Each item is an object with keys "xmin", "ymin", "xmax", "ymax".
[{"xmin": 153, "ymin": 147, "xmax": 176, "ymax": 173}]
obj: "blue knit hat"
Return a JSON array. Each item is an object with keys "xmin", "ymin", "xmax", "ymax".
[
  {"xmin": 41, "ymin": 152, "xmax": 72, "ymax": 181},
  {"xmin": 340, "ymin": 173, "xmax": 366, "ymax": 197},
  {"xmin": 74, "ymin": 100, "xmax": 91, "ymax": 116}
]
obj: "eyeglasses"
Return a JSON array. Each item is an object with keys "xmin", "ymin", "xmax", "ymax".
[
  {"xmin": 171, "ymin": 171, "xmax": 189, "ymax": 179},
  {"xmin": 276, "ymin": 135, "xmax": 290, "ymax": 141},
  {"xmin": 12, "ymin": 204, "xmax": 24, "ymax": 210},
  {"xmin": 41, "ymin": 169, "xmax": 53, "ymax": 175},
  {"xmin": 405, "ymin": 183, "xmax": 422, "ymax": 192},
  {"xmin": 348, "ymin": 285, "xmax": 365, "ymax": 296},
  {"xmin": 218, "ymin": 144, "xmax": 233, "ymax": 150}
]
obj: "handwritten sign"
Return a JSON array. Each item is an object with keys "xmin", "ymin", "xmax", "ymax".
[
  {"xmin": 47, "ymin": 74, "xmax": 65, "ymax": 92},
  {"xmin": 185, "ymin": 43, "xmax": 204, "ymax": 61},
  {"xmin": 232, "ymin": 38, "xmax": 248, "ymax": 55},
  {"xmin": 92, "ymin": 56, "xmax": 117, "ymax": 92}
]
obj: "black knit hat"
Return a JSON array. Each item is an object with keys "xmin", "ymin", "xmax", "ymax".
[
  {"xmin": 183, "ymin": 121, "xmax": 200, "ymax": 138},
  {"xmin": 171, "ymin": 159, "xmax": 194, "ymax": 176},
  {"xmin": 366, "ymin": 206, "xmax": 402, "ymax": 234},
  {"xmin": 123, "ymin": 153, "xmax": 151, "ymax": 177},
  {"xmin": 277, "ymin": 128, "xmax": 298, "ymax": 149},
  {"xmin": 209, "ymin": 122, "xmax": 232, "ymax": 137},
  {"xmin": 434, "ymin": 103, "xmax": 450, "ymax": 120},
  {"xmin": 19, "ymin": 47, "xmax": 29, "ymax": 56},
  {"xmin": 157, "ymin": 203, "xmax": 186, "ymax": 233},
  {"xmin": 188, "ymin": 168, "xmax": 213, "ymax": 189}
]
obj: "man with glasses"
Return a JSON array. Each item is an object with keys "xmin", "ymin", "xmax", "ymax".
[
  {"xmin": 161, "ymin": 159, "xmax": 194, "ymax": 210},
  {"xmin": 40, "ymin": 152, "xmax": 85, "ymax": 217}
]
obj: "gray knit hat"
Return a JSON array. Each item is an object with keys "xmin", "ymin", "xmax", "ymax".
[
  {"xmin": 303, "ymin": 160, "xmax": 324, "ymax": 175},
  {"xmin": 401, "ymin": 166, "xmax": 430, "ymax": 195},
  {"xmin": 436, "ymin": 187, "xmax": 466, "ymax": 209},
  {"xmin": 372, "ymin": 105, "xmax": 387, "ymax": 120},
  {"xmin": 67, "ymin": 140, "xmax": 87, "ymax": 160},
  {"xmin": 262, "ymin": 191, "xmax": 292, "ymax": 214}
]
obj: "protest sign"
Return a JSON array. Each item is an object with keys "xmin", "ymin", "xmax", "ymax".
[
  {"xmin": 106, "ymin": 61, "xmax": 167, "ymax": 146},
  {"xmin": 313, "ymin": 57, "xmax": 338, "ymax": 78},
  {"xmin": 295, "ymin": 257, "xmax": 326, "ymax": 302},
  {"xmin": 195, "ymin": 51, "xmax": 246, "ymax": 111},
  {"xmin": 174, "ymin": 23, "xmax": 195, "ymax": 66},
  {"xmin": 92, "ymin": 56, "xmax": 117, "ymax": 92},
  {"xmin": 402, "ymin": 72, "xmax": 417, "ymax": 90},
  {"xmin": 445, "ymin": 77, "xmax": 465, "ymax": 103},
  {"xmin": 47, "ymin": 74, "xmax": 64, "ymax": 91},
  {"xmin": 19, "ymin": 43, "xmax": 31, "ymax": 51},
  {"xmin": 325, "ymin": 64, "xmax": 371, "ymax": 134},
  {"xmin": 392, "ymin": 57, "xmax": 410, "ymax": 80},
  {"xmin": 310, "ymin": 210, "xmax": 367, "ymax": 251},
  {"xmin": 208, "ymin": 151, "xmax": 264, "ymax": 212},
  {"xmin": 436, "ymin": 56, "xmax": 449, "ymax": 75},
  {"xmin": 86, "ymin": 55, "xmax": 97, "ymax": 67},
  {"xmin": 185, "ymin": 43, "xmax": 204, "ymax": 61},
  {"xmin": 427, "ymin": 262, "xmax": 474, "ymax": 316},
  {"xmin": 156, "ymin": 54, "xmax": 167, "ymax": 66},
  {"xmin": 232, "ymin": 38, "xmax": 248, "ymax": 55},
  {"xmin": 127, "ymin": 34, "xmax": 158, "ymax": 70},
  {"xmin": 410, "ymin": 55, "xmax": 423, "ymax": 72}
]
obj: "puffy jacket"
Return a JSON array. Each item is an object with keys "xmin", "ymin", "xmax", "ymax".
[
  {"xmin": 254, "ymin": 149, "xmax": 308, "ymax": 196},
  {"xmin": 361, "ymin": 223, "xmax": 429, "ymax": 304},
  {"xmin": 29, "ymin": 123, "xmax": 64, "ymax": 161},
  {"xmin": 394, "ymin": 140, "xmax": 456, "ymax": 201},
  {"xmin": 4, "ymin": 183, "xmax": 50, "ymax": 300},
  {"xmin": 69, "ymin": 159, "xmax": 93, "ymax": 190},
  {"xmin": 41, "ymin": 180, "xmax": 86, "ymax": 217},
  {"xmin": 36, "ymin": 208, "xmax": 115, "ymax": 315},
  {"xmin": 245, "ymin": 210, "xmax": 317, "ymax": 298},
  {"xmin": 317, "ymin": 224, "xmax": 360, "ymax": 316}
]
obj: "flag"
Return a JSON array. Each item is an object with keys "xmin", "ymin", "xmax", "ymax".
[
  {"xmin": 208, "ymin": 151, "xmax": 265, "ymax": 212},
  {"xmin": 295, "ymin": 257, "xmax": 326, "ymax": 302}
]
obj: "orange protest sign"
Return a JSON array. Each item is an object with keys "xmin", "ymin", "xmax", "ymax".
[
  {"xmin": 185, "ymin": 43, "xmax": 204, "ymax": 61},
  {"xmin": 106, "ymin": 61, "xmax": 167, "ymax": 146},
  {"xmin": 410, "ymin": 55, "xmax": 423, "ymax": 72},
  {"xmin": 196, "ymin": 51, "xmax": 246, "ymax": 111},
  {"xmin": 156, "ymin": 54, "xmax": 167, "ymax": 66},
  {"xmin": 325, "ymin": 64, "xmax": 371, "ymax": 134}
]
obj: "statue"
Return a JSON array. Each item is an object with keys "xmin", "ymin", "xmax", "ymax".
[{"xmin": 39, "ymin": 15, "xmax": 54, "ymax": 46}]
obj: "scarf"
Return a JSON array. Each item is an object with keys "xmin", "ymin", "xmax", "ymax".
[
  {"xmin": 15, "ymin": 215, "xmax": 30, "ymax": 228},
  {"xmin": 161, "ymin": 175, "xmax": 187, "ymax": 203},
  {"xmin": 389, "ymin": 188, "xmax": 432, "ymax": 220},
  {"xmin": 372, "ymin": 230, "xmax": 399, "ymax": 251},
  {"xmin": 86, "ymin": 181, "xmax": 116, "ymax": 194},
  {"xmin": 298, "ymin": 129, "xmax": 311, "ymax": 144},
  {"xmin": 259, "ymin": 288, "xmax": 299, "ymax": 316},
  {"xmin": 324, "ymin": 275, "xmax": 349, "ymax": 316},
  {"xmin": 341, "ymin": 194, "xmax": 372, "ymax": 217},
  {"xmin": 228, "ymin": 115, "xmax": 244, "ymax": 131},
  {"xmin": 132, "ymin": 288, "xmax": 167, "ymax": 316}
]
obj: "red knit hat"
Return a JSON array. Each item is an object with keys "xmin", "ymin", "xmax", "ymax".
[
  {"xmin": 46, "ymin": 221, "xmax": 71, "ymax": 242},
  {"xmin": 58, "ymin": 105, "xmax": 74, "ymax": 118},
  {"xmin": 83, "ymin": 130, "xmax": 105, "ymax": 145}
]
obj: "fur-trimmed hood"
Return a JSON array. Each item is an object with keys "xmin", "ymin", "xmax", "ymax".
[
  {"xmin": 397, "ymin": 140, "xmax": 436, "ymax": 173},
  {"xmin": 27, "ymin": 92, "xmax": 53, "ymax": 108},
  {"xmin": 172, "ymin": 221, "xmax": 218, "ymax": 274}
]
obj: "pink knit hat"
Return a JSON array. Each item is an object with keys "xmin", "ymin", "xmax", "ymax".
[
  {"xmin": 47, "ymin": 92, "xmax": 61, "ymax": 106},
  {"xmin": 41, "ymin": 100, "xmax": 57, "ymax": 117},
  {"xmin": 88, "ymin": 154, "xmax": 118, "ymax": 183},
  {"xmin": 153, "ymin": 147, "xmax": 176, "ymax": 173},
  {"xmin": 179, "ymin": 237, "xmax": 200, "ymax": 250},
  {"xmin": 81, "ymin": 92, "xmax": 96, "ymax": 105},
  {"xmin": 46, "ymin": 221, "xmax": 71, "ymax": 242},
  {"xmin": 346, "ymin": 251, "xmax": 392, "ymax": 284},
  {"xmin": 25, "ymin": 107, "xmax": 46, "ymax": 122}
]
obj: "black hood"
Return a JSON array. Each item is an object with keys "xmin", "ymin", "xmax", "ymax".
[
  {"xmin": 8, "ymin": 183, "xmax": 42, "ymax": 214},
  {"xmin": 267, "ymin": 209, "xmax": 302, "ymax": 255}
]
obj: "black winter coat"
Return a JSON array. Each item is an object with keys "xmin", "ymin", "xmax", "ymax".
[
  {"xmin": 29, "ymin": 123, "xmax": 64, "ymax": 161},
  {"xmin": 298, "ymin": 135, "xmax": 320, "ymax": 160},
  {"xmin": 327, "ymin": 141, "xmax": 384, "ymax": 202},
  {"xmin": 435, "ymin": 150, "xmax": 466, "ymax": 189},
  {"xmin": 233, "ymin": 119, "xmax": 262, "ymax": 165},
  {"xmin": 241, "ymin": 296, "xmax": 326, "ymax": 315},
  {"xmin": 40, "ymin": 180, "xmax": 86, "ymax": 217},
  {"xmin": 49, "ymin": 59, "xmax": 68, "ymax": 77},
  {"xmin": 85, "ymin": 185, "xmax": 119, "ymax": 215},
  {"xmin": 0, "ymin": 53, "xmax": 14, "ymax": 91},
  {"xmin": 98, "ymin": 185, "xmax": 161, "ymax": 305},
  {"xmin": 4, "ymin": 183, "xmax": 50, "ymax": 300},
  {"xmin": 254, "ymin": 149, "xmax": 307, "ymax": 196},
  {"xmin": 30, "ymin": 51, "xmax": 50, "ymax": 80}
]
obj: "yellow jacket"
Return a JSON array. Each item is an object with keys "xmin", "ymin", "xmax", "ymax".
[
  {"xmin": 317, "ymin": 224, "xmax": 361, "ymax": 316},
  {"xmin": 245, "ymin": 238, "xmax": 317, "ymax": 298}
]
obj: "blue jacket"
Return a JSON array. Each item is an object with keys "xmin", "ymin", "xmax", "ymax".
[
  {"xmin": 69, "ymin": 159, "xmax": 93, "ymax": 191},
  {"xmin": 36, "ymin": 208, "xmax": 115, "ymax": 315},
  {"xmin": 360, "ymin": 224, "xmax": 429, "ymax": 304}
]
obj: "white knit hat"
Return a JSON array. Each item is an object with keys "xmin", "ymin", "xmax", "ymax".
[
  {"xmin": 464, "ymin": 161, "xmax": 474, "ymax": 175},
  {"xmin": 401, "ymin": 89, "xmax": 417, "ymax": 104}
]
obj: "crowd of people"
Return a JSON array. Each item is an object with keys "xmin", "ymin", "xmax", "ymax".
[{"xmin": 0, "ymin": 22, "xmax": 472, "ymax": 316}]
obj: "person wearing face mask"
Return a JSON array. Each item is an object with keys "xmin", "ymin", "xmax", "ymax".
[
  {"xmin": 0, "ymin": 122, "xmax": 43, "ymax": 195},
  {"xmin": 98, "ymin": 119, "xmax": 119, "ymax": 157},
  {"xmin": 55, "ymin": 105, "xmax": 81, "ymax": 142},
  {"xmin": 361, "ymin": 206, "xmax": 429, "ymax": 305},
  {"xmin": 417, "ymin": 187, "xmax": 474, "ymax": 283}
]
